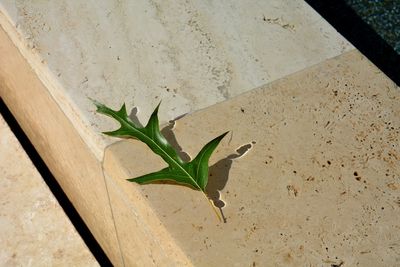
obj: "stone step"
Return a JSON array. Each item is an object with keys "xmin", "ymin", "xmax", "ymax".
[
  {"xmin": 1, "ymin": 0, "xmax": 397, "ymax": 266},
  {"xmin": 0, "ymin": 114, "xmax": 98, "ymax": 266},
  {"xmin": 0, "ymin": 26, "xmax": 124, "ymax": 265},
  {"xmin": 0, "ymin": 0, "xmax": 352, "ymax": 160},
  {"xmin": 105, "ymin": 50, "xmax": 400, "ymax": 266}
]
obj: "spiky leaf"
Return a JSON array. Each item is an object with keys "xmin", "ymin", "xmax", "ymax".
[{"xmin": 93, "ymin": 99, "xmax": 227, "ymax": 193}]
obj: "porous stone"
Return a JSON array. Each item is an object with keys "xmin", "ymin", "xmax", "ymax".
[
  {"xmin": 0, "ymin": 115, "xmax": 98, "ymax": 266},
  {"xmin": 105, "ymin": 50, "xmax": 400, "ymax": 266}
]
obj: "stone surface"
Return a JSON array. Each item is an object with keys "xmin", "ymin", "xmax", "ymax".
[
  {"xmin": 104, "ymin": 50, "xmax": 400, "ymax": 266},
  {"xmin": 0, "ymin": 25, "xmax": 124, "ymax": 265},
  {"xmin": 0, "ymin": 0, "xmax": 352, "ymax": 159},
  {"xmin": 0, "ymin": 115, "xmax": 98, "ymax": 266}
]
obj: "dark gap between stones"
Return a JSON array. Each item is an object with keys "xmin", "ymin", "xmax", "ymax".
[
  {"xmin": 305, "ymin": 0, "xmax": 400, "ymax": 86},
  {"xmin": 0, "ymin": 98, "xmax": 112, "ymax": 267}
]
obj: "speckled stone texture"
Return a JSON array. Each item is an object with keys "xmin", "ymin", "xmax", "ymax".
[
  {"xmin": 0, "ymin": 0, "xmax": 352, "ymax": 159},
  {"xmin": 0, "ymin": 115, "xmax": 98, "ymax": 266},
  {"xmin": 104, "ymin": 50, "xmax": 400, "ymax": 266}
]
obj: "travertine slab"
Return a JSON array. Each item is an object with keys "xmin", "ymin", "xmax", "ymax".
[
  {"xmin": 104, "ymin": 50, "xmax": 400, "ymax": 266},
  {"xmin": 0, "ymin": 115, "xmax": 98, "ymax": 266},
  {"xmin": 0, "ymin": 0, "xmax": 352, "ymax": 159},
  {"xmin": 0, "ymin": 27, "xmax": 123, "ymax": 266}
]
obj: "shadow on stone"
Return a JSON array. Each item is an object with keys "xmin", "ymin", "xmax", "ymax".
[
  {"xmin": 129, "ymin": 107, "xmax": 143, "ymax": 127},
  {"xmin": 206, "ymin": 142, "xmax": 254, "ymax": 223},
  {"xmin": 128, "ymin": 108, "xmax": 254, "ymax": 222},
  {"xmin": 127, "ymin": 111, "xmax": 193, "ymax": 189},
  {"xmin": 161, "ymin": 120, "xmax": 191, "ymax": 162}
]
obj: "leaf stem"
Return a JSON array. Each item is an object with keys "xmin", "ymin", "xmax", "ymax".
[{"xmin": 201, "ymin": 191, "xmax": 222, "ymax": 222}]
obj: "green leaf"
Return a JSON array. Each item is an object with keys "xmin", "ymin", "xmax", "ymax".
[
  {"xmin": 93, "ymin": 99, "xmax": 228, "ymax": 217},
  {"xmin": 127, "ymin": 132, "xmax": 228, "ymax": 191}
]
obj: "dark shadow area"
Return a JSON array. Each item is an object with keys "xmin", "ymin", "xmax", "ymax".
[
  {"xmin": 121, "ymin": 116, "xmax": 191, "ymax": 189},
  {"xmin": 131, "ymin": 108, "xmax": 255, "ymax": 223},
  {"xmin": 129, "ymin": 107, "xmax": 191, "ymax": 163},
  {"xmin": 305, "ymin": 0, "xmax": 400, "ymax": 85},
  {"xmin": 206, "ymin": 143, "xmax": 254, "ymax": 223},
  {"xmin": 148, "ymin": 119, "xmax": 192, "ymax": 188},
  {"xmin": 159, "ymin": 116, "xmax": 255, "ymax": 223},
  {"xmin": 0, "ymin": 98, "xmax": 112, "ymax": 267},
  {"xmin": 128, "ymin": 106, "xmax": 143, "ymax": 128},
  {"xmin": 161, "ymin": 120, "xmax": 191, "ymax": 162}
]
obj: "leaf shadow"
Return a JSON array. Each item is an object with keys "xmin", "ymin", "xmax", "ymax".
[
  {"xmin": 129, "ymin": 107, "xmax": 144, "ymax": 127},
  {"xmin": 129, "ymin": 107, "xmax": 254, "ymax": 222},
  {"xmin": 205, "ymin": 143, "xmax": 253, "ymax": 223},
  {"xmin": 160, "ymin": 120, "xmax": 253, "ymax": 223},
  {"xmin": 160, "ymin": 119, "xmax": 191, "ymax": 162}
]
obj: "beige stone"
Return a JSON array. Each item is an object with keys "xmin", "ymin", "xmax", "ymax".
[
  {"xmin": 4, "ymin": 1, "xmax": 399, "ymax": 265},
  {"xmin": 104, "ymin": 50, "xmax": 400, "ymax": 266},
  {"xmin": 0, "ymin": 115, "xmax": 98, "ymax": 266},
  {"xmin": 0, "ymin": 27, "xmax": 123, "ymax": 266},
  {"xmin": 0, "ymin": 0, "xmax": 353, "ymax": 159}
]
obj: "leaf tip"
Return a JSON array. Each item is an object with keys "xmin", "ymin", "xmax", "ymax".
[
  {"xmin": 89, "ymin": 97, "xmax": 104, "ymax": 111},
  {"xmin": 102, "ymin": 130, "xmax": 116, "ymax": 137},
  {"xmin": 221, "ymin": 131, "xmax": 230, "ymax": 137},
  {"xmin": 118, "ymin": 103, "xmax": 128, "ymax": 117},
  {"xmin": 146, "ymin": 101, "xmax": 162, "ymax": 128},
  {"xmin": 154, "ymin": 100, "xmax": 162, "ymax": 114},
  {"xmin": 126, "ymin": 177, "xmax": 138, "ymax": 183},
  {"xmin": 216, "ymin": 131, "xmax": 229, "ymax": 141}
]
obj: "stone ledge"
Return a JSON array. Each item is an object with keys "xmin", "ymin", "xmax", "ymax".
[
  {"xmin": 0, "ymin": 0, "xmax": 353, "ymax": 161},
  {"xmin": 0, "ymin": 26, "xmax": 124, "ymax": 266},
  {"xmin": 104, "ymin": 50, "xmax": 400, "ymax": 266},
  {"xmin": 0, "ymin": 114, "xmax": 98, "ymax": 266}
]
